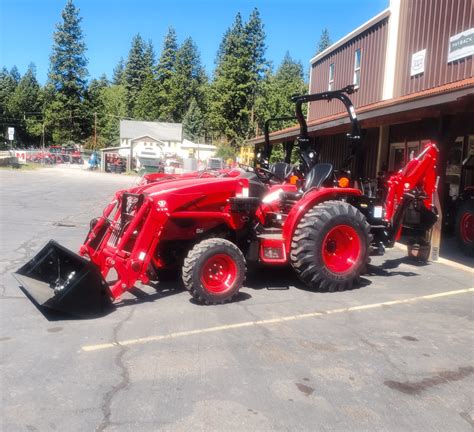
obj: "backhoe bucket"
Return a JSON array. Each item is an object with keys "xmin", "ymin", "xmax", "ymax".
[{"xmin": 14, "ymin": 240, "xmax": 112, "ymax": 318}]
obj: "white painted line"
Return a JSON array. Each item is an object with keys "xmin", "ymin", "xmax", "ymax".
[
  {"xmin": 82, "ymin": 287, "xmax": 474, "ymax": 352},
  {"xmin": 394, "ymin": 242, "xmax": 474, "ymax": 274}
]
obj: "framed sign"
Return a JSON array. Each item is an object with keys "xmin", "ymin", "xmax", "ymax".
[
  {"xmin": 411, "ymin": 49, "xmax": 426, "ymax": 76},
  {"xmin": 448, "ymin": 28, "xmax": 474, "ymax": 63}
]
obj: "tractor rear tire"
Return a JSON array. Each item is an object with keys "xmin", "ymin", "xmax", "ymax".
[
  {"xmin": 455, "ymin": 200, "xmax": 474, "ymax": 257},
  {"xmin": 182, "ymin": 238, "xmax": 246, "ymax": 304},
  {"xmin": 290, "ymin": 201, "xmax": 371, "ymax": 292}
]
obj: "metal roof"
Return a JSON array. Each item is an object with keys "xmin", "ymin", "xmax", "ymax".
[
  {"xmin": 119, "ymin": 120, "xmax": 182, "ymax": 142},
  {"xmin": 310, "ymin": 8, "xmax": 390, "ymax": 65}
]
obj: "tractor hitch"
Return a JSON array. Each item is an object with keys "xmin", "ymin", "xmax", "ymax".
[{"xmin": 14, "ymin": 240, "xmax": 112, "ymax": 318}]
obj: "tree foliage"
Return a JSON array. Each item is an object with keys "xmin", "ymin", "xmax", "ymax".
[
  {"xmin": 316, "ymin": 28, "xmax": 332, "ymax": 54},
  {"xmin": 46, "ymin": 0, "xmax": 89, "ymax": 143},
  {"xmin": 1, "ymin": 5, "xmax": 313, "ymax": 154}
]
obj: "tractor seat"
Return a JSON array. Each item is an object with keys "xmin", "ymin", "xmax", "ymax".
[
  {"xmin": 303, "ymin": 163, "xmax": 334, "ymax": 191},
  {"xmin": 280, "ymin": 163, "xmax": 334, "ymax": 206},
  {"xmin": 270, "ymin": 162, "xmax": 293, "ymax": 182}
]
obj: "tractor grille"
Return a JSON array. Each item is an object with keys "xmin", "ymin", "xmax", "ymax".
[{"xmin": 107, "ymin": 193, "xmax": 144, "ymax": 248}]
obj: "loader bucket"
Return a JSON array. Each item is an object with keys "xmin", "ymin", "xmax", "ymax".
[{"xmin": 14, "ymin": 240, "xmax": 112, "ymax": 318}]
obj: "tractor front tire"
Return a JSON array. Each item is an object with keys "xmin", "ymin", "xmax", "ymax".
[
  {"xmin": 290, "ymin": 201, "xmax": 371, "ymax": 292},
  {"xmin": 182, "ymin": 238, "xmax": 246, "ymax": 304},
  {"xmin": 455, "ymin": 200, "xmax": 474, "ymax": 256}
]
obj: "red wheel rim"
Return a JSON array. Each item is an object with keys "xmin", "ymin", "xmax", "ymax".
[
  {"xmin": 200, "ymin": 254, "xmax": 237, "ymax": 293},
  {"xmin": 460, "ymin": 212, "xmax": 474, "ymax": 243},
  {"xmin": 322, "ymin": 225, "xmax": 361, "ymax": 273}
]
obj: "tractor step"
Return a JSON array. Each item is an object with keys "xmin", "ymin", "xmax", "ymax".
[{"xmin": 257, "ymin": 233, "xmax": 283, "ymax": 240}]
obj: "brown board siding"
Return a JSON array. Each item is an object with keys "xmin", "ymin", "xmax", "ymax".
[
  {"xmin": 395, "ymin": 0, "xmax": 474, "ymax": 97},
  {"xmin": 317, "ymin": 128, "xmax": 379, "ymax": 178},
  {"xmin": 309, "ymin": 18, "xmax": 388, "ymax": 122}
]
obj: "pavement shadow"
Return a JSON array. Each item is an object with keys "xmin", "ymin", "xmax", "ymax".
[
  {"xmin": 366, "ymin": 256, "xmax": 423, "ymax": 278},
  {"xmin": 245, "ymin": 265, "xmax": 372, "ymax": 293},
  {"xmin": 189, "ymin": 291, "xmax": 252, "ymax": 306}
]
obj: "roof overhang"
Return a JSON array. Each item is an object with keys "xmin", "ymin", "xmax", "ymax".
[{"xmin": 246, "ymin": 78, "xmax": 474, "ymax": 146}]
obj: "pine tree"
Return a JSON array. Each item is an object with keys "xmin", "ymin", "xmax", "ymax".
[
  {"xmin": 7, "ymin": 63, "xmax": 41, "ymax": 144},
  {"xmin": 123, "ymin": 34, "xmax": 148, "ymax": 115},
  {"xmin": 112, "ymin": 57, "xmax": 125, "ymax": 85},
  {"xmin": 156, "ymin": 27, "xmax": 178, "ymax": 121},
  {"xmin": 183, "ymin": 98, "xmax": 205, "ymax": 141},
  {"xmin": 255, "ymin": 51, "xmax": 306, "ymax": 127},
  {"xmin": 0, "ymin": 67, "xmax": 20, "ymax": 115},
  {"xmin": 143, "ymin": 40, "xmax": 156, "ymax": 73},
  {"xmin": 46, "ymin": 0, "xmax": 89, "ymax": 143},
  {"xmin": 133, "ymin": 72, "xmax": 160, "ymax": 120},
  {"xmin": 169, "ymin": 37, "xmax": 207, "ymax": 121},
  {"xmin": 10, "ymin": 66, "xmax": 21, "ymax": 85},
  {"xmin": 244, "ymin": 8, "xmax": 268, "ymax": 137},
  {"xmin": 98, "ymin": 85, "xmax": 127, "ymax": 146},
  {"xmin": 156, "ymin": 27, "xmax": 178, "ymax": 82},
  {"xmin": 209, "ymin": 11, "xmax": 267, "ymax": 146},
  {"xmin": 316, "ymin": 28, "xmax": 332, "ymax": 54}
]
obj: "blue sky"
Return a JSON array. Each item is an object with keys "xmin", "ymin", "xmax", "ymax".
[{"xmin": 0, "ymin": 0, "xmax": 388, "ymax": 84}]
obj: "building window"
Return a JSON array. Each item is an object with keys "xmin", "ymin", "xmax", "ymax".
[
  {"xmin": 353, "ymin": 49, "xmax": 361, "ymax": 88},
  {"xmin": 328, "ymin": 63, "xmax": 335, "ymax": 91}
]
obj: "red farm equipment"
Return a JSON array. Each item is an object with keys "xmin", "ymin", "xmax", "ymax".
[{"xmin": 14, "ymin": 86, "xmax": 440, "ymax": 318}]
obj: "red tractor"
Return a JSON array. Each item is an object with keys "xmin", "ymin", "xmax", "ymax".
[{"xmin": 15, "ymin": 86, "xmax": 439, "ymax": 317}]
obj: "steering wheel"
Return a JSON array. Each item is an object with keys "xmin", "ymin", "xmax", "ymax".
[{"xmin": 238, "ymin": 163, "xmax": 275, "ymax": 183}]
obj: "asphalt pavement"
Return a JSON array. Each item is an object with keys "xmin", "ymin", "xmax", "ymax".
[{"xmin": 1, "ymin": 167, "xmax": 473, "ymax": 432}]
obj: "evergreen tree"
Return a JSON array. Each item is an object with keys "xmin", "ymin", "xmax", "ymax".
[
  {"xmin": 156, "ymin": 27, "xmax": 178, "ymax": 121},
  {"xmin": 156, "ymin": 27, "xmax": 178, "ymax": 82},
  {"xmin": 0, "ymin": 67, "xmax": 19, "ymax": 115},
  {"xmin": 143, "ymin": 40, "xmax": 156, "ymax": 73},
  {"xmin": 87, "ymin": 74, "xmax": 109, "ymax": 112},
  {"xmin": 316, "ymin": 28, "xmax": 332, "ymax": 54},
  {"xmin": 169, "ymin": 37, "xmax": 207, "ymax": 121},
  {"xmin": 123, "ymin": 34, "xmax": 148, "ymax": 114},
  {"xmin": 209, "ymin": 12, "xmax": 250, "ymax": 145},
  {"xmin": 10, "ymin": 66, "xmax": 21, "ymax": 85},
  {"xmin": 209, "ymin": 10, "xmax": 267, "ymax": 146},
  {"xmin": 244, "ymin": 8, "xmax": 268, "ymax": 137},
  {"xmin": 7, "ymin": 63, "xmax": 41, "ymax": 144},
  {"xmin": 98, "ymin": 84, "xmax": 127, "ymax": 146},
  {"xmin": 133, "ymin": 72, "xmax": 160, "ymax": 120},
  {"xmin": 183, "ymin": 98, "xmax": 205, "ymax": 141},
  {"xmin": 255, "ymin": 52, "xmax": 306, "ymax": 129},
  {"xmin": 46, "ymin": 0, "xmax": 89, "ymax": 142},
  {"xmin": 112, "ymin": 57, "xmax": 125, "ymax": 85}
]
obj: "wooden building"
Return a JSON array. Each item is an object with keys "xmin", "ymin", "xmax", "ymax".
[{"xmin": 247, "ymin": 0, "xmax": 473, "ymax": 230}]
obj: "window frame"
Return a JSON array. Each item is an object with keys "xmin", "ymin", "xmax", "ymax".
[
  {"xmin": 353, "ymin": 49, "xmax": 361, "ymax": 88},
  {"xmin": 328, "ymin": 63, "xmax": 335, "ymax": 91}
]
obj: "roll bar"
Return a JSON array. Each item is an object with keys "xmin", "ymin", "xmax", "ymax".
[
  {"xmin": 291, "ymin": 85, "xmax": 361, "ymax": 141},
  {"xmin": 262, "ymin": 116, "xmax": 297, "ymax": 165},
  {"xmin": 291, "ymin": 85, "xmax": 363, "ymax": 175}
]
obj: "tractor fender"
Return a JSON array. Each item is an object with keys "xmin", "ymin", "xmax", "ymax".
[{"xmin": 283, "ymin": 187, "xmax": 362, "ymax": 253}]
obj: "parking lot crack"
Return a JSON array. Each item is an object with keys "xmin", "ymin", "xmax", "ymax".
[{"xmin": 96, "ymin": 307, "xmax": 135, "ymax": 432}]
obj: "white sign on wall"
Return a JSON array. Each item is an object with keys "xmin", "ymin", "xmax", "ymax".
[
  {"xmin": 448, "ymin": 28, "xmax": 474, "ymax": 63},
  {"xmin": 410, "ymin": 49, "xmax": 426, "ymax": 76}
]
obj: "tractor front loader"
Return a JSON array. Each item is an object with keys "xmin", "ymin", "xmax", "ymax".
[{"xmin": 15, "ymin": 86, "xmax": 440, "ymax": 318}]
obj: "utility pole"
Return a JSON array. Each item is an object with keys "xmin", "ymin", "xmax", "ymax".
[{"xmin": 94, "ymin": 112, "xmax": 97, "ymax": 149}]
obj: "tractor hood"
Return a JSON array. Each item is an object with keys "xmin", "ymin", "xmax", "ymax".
[{"xmin": 128, "ymin": 176, "xmax": 250, "ymax": 213}]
